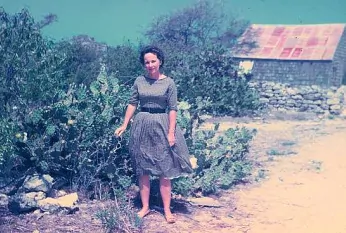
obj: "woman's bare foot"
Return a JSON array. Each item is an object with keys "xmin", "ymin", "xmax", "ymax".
[
  {"xmin": 164, "ymin": 210, "xmax": 176, "ymax": 224},
  {"xmin": 137, "ymin": 208, "xmax": 150, "ymax": 219}
]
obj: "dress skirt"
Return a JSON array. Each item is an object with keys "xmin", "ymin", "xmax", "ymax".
[{"xmin": 128, "ymin": 111, "xmax": 193, "ymax": 179}]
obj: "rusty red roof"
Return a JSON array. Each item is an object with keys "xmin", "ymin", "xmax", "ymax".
[{"xmin": 233, "ymin": 23, "xmax": 346, "ymax": 61}]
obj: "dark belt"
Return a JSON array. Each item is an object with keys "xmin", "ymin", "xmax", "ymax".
[{"xmin": 140, "ymin": 107, "xmax": 166, "ymax": 114}]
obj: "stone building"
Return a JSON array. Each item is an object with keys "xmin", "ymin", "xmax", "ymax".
[{"xmin": 233, "ymin": 23, "xmax": 346, "ymax": 87}]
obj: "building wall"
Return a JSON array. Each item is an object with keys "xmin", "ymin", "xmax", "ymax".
[
  {"xmin": 332, "ymin": 29, "xmax": 346, "ymax": 85},
  {"xmin": 248, "ymin": 59, "xmax": 334, "ymax": 86}
]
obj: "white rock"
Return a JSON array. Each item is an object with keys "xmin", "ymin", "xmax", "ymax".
[
  {"xmin": 330, "ymin": 105, "xmax": 341, "ymax": 110},
  {"xmin": 37, "ymin": 192, "xmax": 78, "ymax": 212},
  {"xmin": 57, "ymin": 193, "xmax": 78, "ymax": 208},
  {"xmin": 23, "ymin": 174, "xmax": 54, "ymax": 193},
  {"xmin": 327, "ymin": 98, "xmax": 340, "ymax": 105},
  {"xmin": 0, "ymin": 194, "xmax": 9, "ymax": 206},
  {"xmin": 187, "ymin": 197, "xmax": 223, "ymax": 207}
]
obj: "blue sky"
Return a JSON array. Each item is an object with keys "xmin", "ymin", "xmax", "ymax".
[{"xmin": 1, "ymin": 0, "xmax": 345, "ymax": 45}]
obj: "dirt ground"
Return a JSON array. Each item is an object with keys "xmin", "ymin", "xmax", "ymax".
[{"xmin": 1, "ymin": 114, "xmax": 346, "ymax": 233}]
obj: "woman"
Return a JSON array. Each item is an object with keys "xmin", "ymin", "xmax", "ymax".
[{"xmin": 115, "ymin": 45, "xmax": 193, "ymax": 224}]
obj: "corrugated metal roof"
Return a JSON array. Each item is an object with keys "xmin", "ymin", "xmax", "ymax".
[{"xmin": 233, "ymin": 23, "xmax": 345, "ymax": 61}]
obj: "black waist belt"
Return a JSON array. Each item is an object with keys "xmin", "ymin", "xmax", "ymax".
[{"xmin": 140, "ymin": 107, "xmax": 166, "ymax": 114}]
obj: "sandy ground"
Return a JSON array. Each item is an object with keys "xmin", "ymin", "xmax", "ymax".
[
  {"xmin": 1, "ymin": 116, "xmax": 346, "ymax": 233},
  {"xmin": 226, "ymin": 120, "xmax": 346, "ymax": 233}
]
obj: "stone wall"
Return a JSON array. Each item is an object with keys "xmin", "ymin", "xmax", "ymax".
[{"xmin": 250, "ymin": 81, "xmax": 345, "ymax": 115}]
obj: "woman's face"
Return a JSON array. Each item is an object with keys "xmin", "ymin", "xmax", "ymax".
[{"xmin": 143, "ymin": 52, "xmax": 161, "ymax": 76}]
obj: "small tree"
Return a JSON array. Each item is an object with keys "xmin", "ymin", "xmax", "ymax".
[
  {"xmin": 105, "ymin": 42, "xmax": 143, "ymax": 87},
  {"xmin": 172, "ymin": 45, "xmax": 260, "ymax": 120},
  {"xmin": 0, "ymin": 8, "xmax": 67, "ymax": 117},
  {"xmin": 143, "ymin": 0, "xmax": 249, "ymax": 71},
  {"xmin": 144, "ymin": 0, "xmax": 248, "ymax": 49},
  {"xmin": 53, "ymin": 35, "xmax": 107, "ymax": 87}
]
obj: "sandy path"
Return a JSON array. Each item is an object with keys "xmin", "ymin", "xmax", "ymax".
[{"xmin": 230, "ymin": 128, "xmax": 346, "ymax": 233}]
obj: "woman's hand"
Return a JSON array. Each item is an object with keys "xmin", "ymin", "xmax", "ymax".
[
  {"xmin": 114, "ymin": 125, "xmax": 127, "ymax": 137},
  {"xmin": 167, "ymin": 132, "xmax": 175, "ymax": 147}
]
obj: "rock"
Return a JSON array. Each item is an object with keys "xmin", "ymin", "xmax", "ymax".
[
  {"xmin": 269, "ymin": 99, "xmax": 278, "ymax": 104},
  {"xmin": 320, "ymin": 104, "xmax": 329, "ymax": 110},
  {"xmin": 57, "ymin": 193, "xmax": 78, "ymax": 207},
  {"xmin": 259, "ymin": 98, "xmax": 270, "ymax": 103},
  {"xmin": 291, "ymin": 94, "xmax": 303, "ymax": 100},
  {"xmin": 304, "ymin": 100, "xmax": 314, "ymax": 105},
  {"xmin": 304, "ymin": 93, "xmax": 321, "ymax": 101},
  {"xmin": 298, "ymin": 105, "xmax": 308, "ymax": 112},
  {"xmin": 22, "ymin": 174, "xmax": 54, "ymax": 193},
  {"xmin": 273, "ymin": 83, "xmax": 283, "ymax": 90},
  {"xmin": 37, "ymin": 192, "xmax": 78, "ymax": 213},
  {"xmin": 330, "ymin": 105, "xmax": 341, "ymax": 110},
  {"xmin": 33, "ymin": 209, "xmax": 42, "ymax": 214},
  {"xmin": 327, "ymin": 98, "xmax": 340, "ymax": 105},
  {"xmin": 262, "ymin": 92, "xmax": 274, "ymax": 98},
  {"xmin": 326, "ymin": 91, "xmax": 336, "ymax": 98},
  {"xmin": 312, "ymin": 106, "xmax": 324, "ymax": 114},
  {"xmin": 0, "ymin": 193, "xmax": 9, "ymax": 206},
  {"xmin": 49, "ymin": 189, "xmax": 68, "ymax": 198},
  {"xmin": 330, "ymin": 86, "xmax": 338, "ymax": 92},
  {"xmin": 187, "ymin": 197, "xmax": 223, "ymax": 207},
  {"xmin": 286, "ymin": 99, "xmax": 296, "ymax": 105},
  {"xmin": 311, "ymin": 85, "xmax": 321, "ymax": 91},
  {"xmin": 37, "ymin": 198, "xmax": 60, "ymax": 212},
  {"xmin": 286, "ymin": 88, "xmax": 297, "ymax": 95},
  {"xmin": 313, "ymin": 100, "xmax": 322, "ymax": 105},
  {"xmin": 8, "ymin": 191, "xmax": 46, "ymax": 214}
]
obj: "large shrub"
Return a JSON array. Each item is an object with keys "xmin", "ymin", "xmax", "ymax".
[
  {"xmin": 173, "ymin": 103, "xmax": 257, "ymax": 196},
  {"xmin": 0, "ymin": 118, "xmax": 17, "ymax": 178},
  {"xmin": 105, "ymin": 42, "xmax": 143, "ymax": 87},
  {"xmin": 0, "ymin": 8, "xmax": 68, "ymax": 118},
  {"xmin": 0, "ymin": 8, "xmax": 136, "ymax": 198},
  {"xmin": 0, "ymin": 8, "xmax": 68, "ymax": 183},
  {"xmin": 53, "ymin": 35, "xmax": 107, "ymax": 87},
  {"xmin": 172, "ymin": 45, "xmax": 260, "ymax": 118},
  {"xmin": 8, "ymin": 65, "xmax": 133, "ymax": 197}
]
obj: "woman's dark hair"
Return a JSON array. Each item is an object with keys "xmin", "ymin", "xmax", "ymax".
[{"xmin": 139, "ymin": 45, "xmax": 165, "ymax": 67}]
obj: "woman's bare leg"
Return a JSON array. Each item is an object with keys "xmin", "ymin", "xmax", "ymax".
[
  {"xmin": 138, "ymin": 175, "xmax": 150, "ymax": 217},
  {"xmin": 160, "ymin": 177, "xmax": 175, "ymax": 223}
]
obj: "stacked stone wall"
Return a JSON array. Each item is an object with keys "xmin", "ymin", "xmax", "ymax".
[{"xmin": 251, "ymin": 81, "xmax": 345, "ymax": 115}]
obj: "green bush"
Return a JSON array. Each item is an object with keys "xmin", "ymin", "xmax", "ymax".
[
  {"xmin": 172, "ymin": 102, "xmax": 257, "ymax": 196},
  {"xmin": 172, "ymin": 45, "xmax": 260, "ymax": 118},
  {"xmin": 0, "ymin": 8, "xmax": 69, "ymax": 118},
  {"xmin": 14, "ymin": 66, "xmax": 132, "ymax": 195},
  {"xmin": 0, "ymin": 118, "xmax": 18, "ymax": 178},
  {"xmin": 193, "ymin": 127, "xmax": 255, "ymax": 194},
  {"xmin": 172, "ymin": 125, "xmax": 256, "ymax": 196},
  {"xmin": 105, "ymin": 42, "xmax": 143, "ymax": 87}
]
